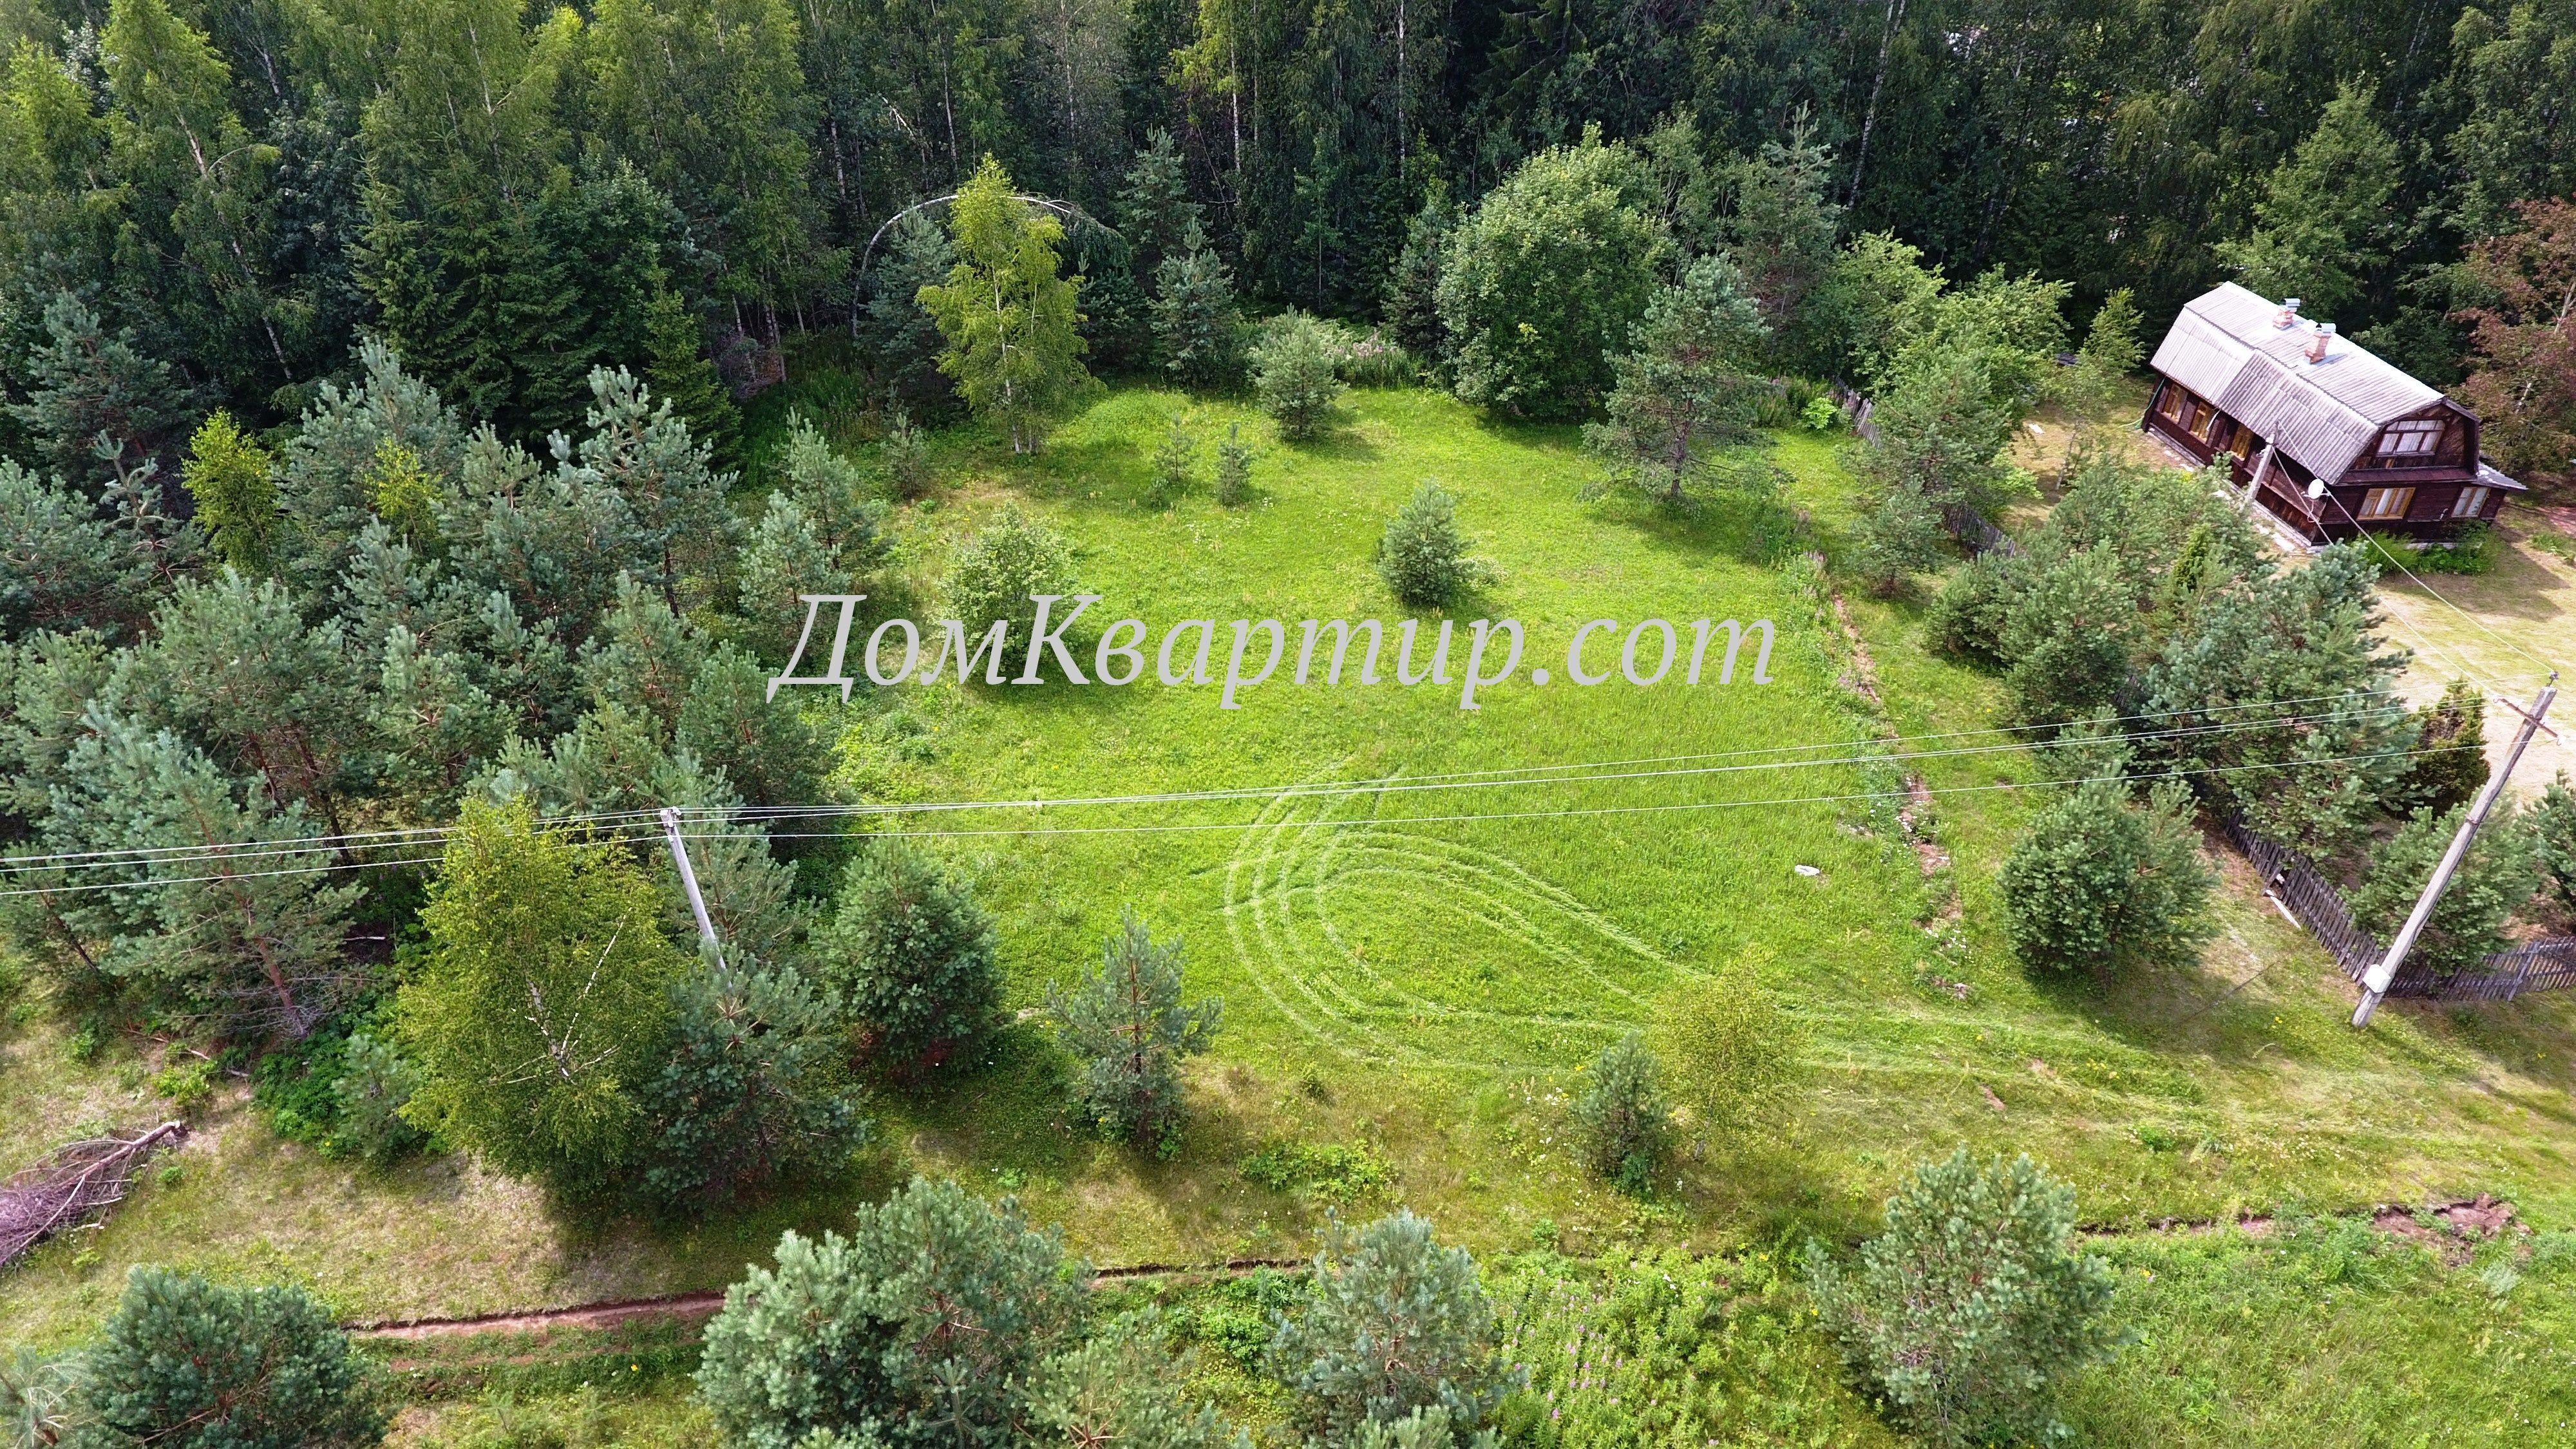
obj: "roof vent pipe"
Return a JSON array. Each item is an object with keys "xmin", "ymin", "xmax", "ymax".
[
  {"xmin": 2276, "ymin": 298, "xmax": 2302, "ymax": 328},
  {"xmin": 2306, "ymin": 321, "xmax": 2335, "ymax": 363}
]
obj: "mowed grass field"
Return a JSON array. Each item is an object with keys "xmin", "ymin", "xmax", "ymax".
[{"xmin": 8, "ymin": 385, "xmax": 2576, "ymax": 1385}]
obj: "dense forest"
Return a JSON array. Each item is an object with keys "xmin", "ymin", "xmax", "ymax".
[{"xmin": 2, "ymin": 0, "xmax": 2573, "ymax": 469}]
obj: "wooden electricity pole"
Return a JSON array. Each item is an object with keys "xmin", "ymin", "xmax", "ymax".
[
  {"xmin": 2353, "ymin": 673, "xmax": 2557, "ymax": 1027},
  {"xmin": 660, "ymin": 806, "xmax": 720, "ymax": 952}
]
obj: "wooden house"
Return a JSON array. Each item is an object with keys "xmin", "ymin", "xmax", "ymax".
[{"xmin": 2143, "ymin": 283, "xmax": 2523, "ymax": 543}]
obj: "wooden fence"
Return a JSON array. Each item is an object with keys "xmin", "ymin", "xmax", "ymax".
[{"xmin": 2224, "ymin": 817, "xmax": 2576, "ymax": 1001}]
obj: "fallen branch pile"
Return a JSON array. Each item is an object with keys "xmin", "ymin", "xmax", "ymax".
[{"xmin": 0, "ymin": 1121, "xmax": 185, "ymax": 1269}]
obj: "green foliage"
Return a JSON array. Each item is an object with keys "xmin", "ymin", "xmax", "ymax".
[
  {"xmin": 2058, "ymin": 288, "xmax": 2145, "ymax": 417},
  {"xmin": 2364, "ymin": 524, "xmax": 2499, "ymax": 576},
  {"xmin": 1925, "ymin": 551, "xmax": 2021, "ymax": 665},
  {"xmin": 1377, "ymin": 482, "xmax": 1477, "ymax": 608},
  {"xmin": 641, "ymin": 285, "xmax": 742, "ymax": 470},
  {"xmin": 1151, "ymin": 222, "xmax": 1245, "ymax": 389},
  {"xmin": 1239, "ymin": 1142, "xmax": 1393, "ymax": 1205},
  {"xmin": 1581, "ymin": 254, "xmax": 1771, "ymax": 503},
  {"xmin": 1047, "ymin": 909, "xmax": 1221, "ymax": 1146},
  {"xmin": 1148, "ymin": 416, "xmax": 1198, "ymax": 506},
  {"xmin": 332, "ymin": 1029, "xmax": 429, "ymax": 1164},
  {"xmin": 637, "ymin": 955, "xmax": 866, "ymax": 1209},
  {"xmin": 1806, "ymin": 1150, "xmax": 2117, "ymax": 1449},
  {"xmin": 1799, "ymin": 395, "xmax": 1842, "ymax": 432},
  {"xmin": 881, "ymin": 405, "xmax": 935, "ymax": 500},
  {"xmin": 918, "ymin": 157, "xmax": 1089, "ymax": 453},
  {"xmin": 1249, "ymin": 311, "xmax": 1348, "ymax": 440},
  {"xmin": 2453, "ymin": 200, "xmax": 2576, "ymax": 478},
  {"xmin": 1568, "ymin": 1033, "xmax": 1671, "ymax": 1195},
  {"xmin": 943, "ymin": 505, "xmax": 1077, "ymax": 642},
  {"xmin": 1998, "ymin": 545, "xmax": 2137, "ymax": 726},
  {"xmin": 2351, "ymin": 804, "xmax": 2543, "ymax": 977},
  {"xmin": 397, "ymin": 796, "xmax": 685, "ymax": 1198},
  {"xmin": 1436, "ymin": 135, "xmax": 1666, "ymax": 420},
  {"xmin": 180, "ymin": 412, "xmax": 280, "ymax": 573},
  {"xmin": 1030, "ymin": 1325, "xmax": 1246, "ymax": 1449},
  {"xmin": 7, "ymin": 290, "xmax": 198, "ymax": 487},
  {"xmin": 2000, "ymin": 778, "xmax": 2215, "ymax": 976},
  {"xmin": 1269, "ymin": 1211, "xmax": 1513, "ymax": 1443},
  {"xmin": 1650, "ymin": 950, "xmax": 1804, "ymax": 1145},
  {"xmin": 0, "ymin": 462, "xmax": 158, "ymax": 639},
  {"xmin": 824, "ymin": 839, "xmax": 1000, "ymax": 1079},
  {"xmin": 2214, "ymin": 82, "xmax": 2400, "ymax": 316},
  {"xmin": 2396, "ymin": 679, "xmax": 2490, "ymax": 815},
  {"xmin": 2536, "ymin": 773, "xmax": 2576, "ymax": 911},
  {"xmin": 861, "ymin": 210, "xmax": 961, "ymax": 418},
  {"xmin": 73, "ymin": 1266, "xmax": 385, "ymax": 1449},
  {"xmin": 1861, "ymin": 346, "xmax": 2022, "ymax": 529},
  {"xmin": 1381, "ymin": 189, "xmax": 1456, "ymax": 365},
  {"xmin": 1213, "ymin": 424, "xmax": 1253, "ymax": 507},
  {"xmin": 1850, "ymin": 480, "xmax": 1949, "ymax": 595},
  {"xmin": 694, "ymin": 1177, "xmax": 1084, "ymax": 1449}
]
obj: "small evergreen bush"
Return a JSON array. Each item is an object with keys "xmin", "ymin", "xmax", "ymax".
[
  {"xmin": 1378, "ymin": 482, "xmax": 1478, "ymax": 607},
  {"xmin": 76, "ymin": 1267, "xmax": 385, "ymax": 1449},
  {"xmin": 1269, "ymin": 1211, "xmax": 1515, "ymax": 1443},
  {"xmin": 882, "ymin": 404, "xmax": 935, "ymax": 500},
  {"xmin": 2395, "ymin": 678, "xmax": 2489, "ymax": 815},
  {"xmin": 1251, "ymin": 311, "xmax": 1347, "ymax": 439},
  {"xmin": 2538, "ymin": 773, "xmax": 2576, "ymax": 911},
  {"xmin": 1148, "ymin": 416, "xmax": 1197, "ymax": 507},
  {"xmin": 1048, "ymin": 909, "xmax": 1222, "ymax": 1149},
  {"xmin": 1569, "ymin": 1032, "xmax": 1672, "ymax": 1193},
  {"xmin": 1213, "ymin": 423, "xmax": 1253, "ymax": 506},
  {"xmin": 825, "ymin": 840, "xmax": 1002, "ymax": 1080},
  {"xmin": 2351, "ymin": 803, "xmax": 2541, "ymax": 975},
  {"xmin": 2000, "ymin": 779, "xmax": 2215, "ymax": 976},
  {"xmin": 1806, "ymin": 1150, "xmax": 2117, "ymax": 1449}
]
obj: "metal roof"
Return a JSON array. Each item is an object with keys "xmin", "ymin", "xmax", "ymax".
[{"xmin": 2148, "ymin": 282, "xmax": 2454, "ymax": 482}]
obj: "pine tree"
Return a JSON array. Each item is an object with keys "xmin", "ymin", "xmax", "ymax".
[
  {"xmin": 1725, "ymin": 120, "xmax": 1842, "ymax": 334},
  {"xmin": 1250, "ymin": 311, "xmax": 1345, "ymax": 439},
  {"xmin": 1999, "ymin": 778, "xmax": 2215, "ymax": 976},
  {"xmin": 638, "ymin": 953, "xmax": 866, "ymax": 1209},
  {"xmin": 8, "ymin": 291, "xmax": 197, "ymax": 488},
  {"xmin": 397, "ymin": 795, "xmax": 685, "ymax": 1198},
  {"xmin": 180, "ymin": 411, "xmax": 281, "ymax": 573},
  {"xmin": 677, "ymin": 643, "xmax": 831, "ymax": 810},
  {"xmin": 0, "ymin": 460, "xmax": 157, "ymax": 638},
  {"xmin": 1806, "ymin": 1150, "xmax": 2116, "ymax": 1449},
  {"xmin": 1583, "ymin": 254, "xmax": 1771, "ymax": 502},
  {"xmin": 274, "ymin": 340, "xmax": 471, "ymax": 595},
  {"xmin": 1213, "ymin": 422, "xmax": 1253, "ymax": 506},
  {"xmin": 918, "ymin": 156, "xmax": 1090, "ymax": 453},
  {"xmin": 1032, "ymin": 1331, "xmax": 1244, "ymax": 1449},
  {"xmin": 1146, "ymin": 415, "xmax": 1197, "ymax": 506},
  {"xmin": 1569, "ymin": 1032, "xmax": 1672, "ymax": 1193},
  {"xmin": 696, "ymin": 1177, "xmax": 1085, "ymax": 1449},
  {"xmin": 1151, "ymin": 221, "xmax": 1244, "ymax": 388},
  {"xmin": 1269, "ymin": 1211, "xmax": 1512, "ymax": 1444},
  {"xmin": 880, "ymin": 404, "xmax": 936, "ymax": 499},
  {"xmin": 2535, "ymin": 773, "xmax": 2576, "ymax": 912},
  {"xmin": 2398, "ymin": 679, "xmax": 2490, "ymax": 815},
  {"xmin": 76, "ymin": 1267, "xmax": 384, "ymax": 1449},
  {"xmin": 1378, "ymin": 482, "xmax": 1476, "ymax": 607},
  {"xmin": 2351, "ymin": 803, "xmax": 2542, "ymax": 977},
  {"xmin": 1048, "ymin": 909, "xmax": 1222, "ymax": 1146},
  {"xmin": 733, "ymin": 491, "xmax": 858, "ymax": 665},
  {"xmin": 826, "ymin": 839, "xmax": 1002, "ymax": 1079},
  {"xmin": 558, "ymin": 366, "xmax": 737, "ymax": 607}
]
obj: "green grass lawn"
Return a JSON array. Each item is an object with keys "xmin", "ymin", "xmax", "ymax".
[{"xmin": 10, "ymin": 384, "xmax": 2576, "ymax": 1441}]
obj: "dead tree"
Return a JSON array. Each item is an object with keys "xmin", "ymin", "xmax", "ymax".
[{"xmin": 0, "ymin": 1122, "xmax": 186, "ymax": 1269}]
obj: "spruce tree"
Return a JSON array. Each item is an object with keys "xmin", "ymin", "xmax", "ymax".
[
  {"xmin": 2398, "ymin": 679, "xmax": 2490, "ymax": 815},
  {"xmin": 696, "ymin": 1177, "xmax": 1085, "ymax": 1449},
  {"xmin": 862, "ymin": 209, "xmax": 960, "ymax": 416},
  {"xmin": 75, "ymin": 1267, "xmax": 384, "ymax": 1449},
  {"xmin": 1213, "ymin": 423, "xmax": 1253, "ymax": 506},
  {"xmin": 0, "ymin": 461, "xmax": 156, "ymax": 639},
  {"xmin": 1250, "ymin": 311, "xmax": 1345, "ymax": 439},
  {"xmin": 1047, "ymin": 909, "xmax": 1222, "ymax": 1146},
  {"xmin": 8, "ymin": 291, "xmax": 196, "ymax": 488},
  {"xmin": 643, "ymin": 282, "xmax": 743, "ymax": 471},
  {"xmin": 1382, "ymin": 187, "xmax": 1456, "ymax": 363},
  {"xmin": 2214, "ymin": 81, "xmax": 2400, "ymax": 316},
  {"xmin": 638, "ymin": 954, "xmax": 866, "ymax": 1209},
  {"xmin": 918, "ymin": 156, "xmax": 1090, "ymax": 453},
  {"xmin": 397, "ymin": 796, "xmax": 685, "ymax": 1198},
  {"xmin": 1151, "ymin": 221, "xmax": 1244, "ymax": 388},
  {"xmin": 1147, "ymin": 415, "xmax": 1197, "ymax": 506},
  {"xmin": 826, "ymin": 839, "xmax": 1002, "ymax": 1080},
  {"xmin": 1117, "ymin": 128, "xmax": 1198, "ymax": 276},
  {"xmin": 2535, "ymin": 773, "xmax": 2576, "ymax": 913},
  {"xmin": 180, "ymin": 412, "xmax": 282, "ymax": 574},
  {"xmin": 1723, "ymin": 121, "xmax": 1843, "ymax": 333},
  {"xmin": 2351, "ymin": 803, "xmax": 2541, "ymax": 977}
]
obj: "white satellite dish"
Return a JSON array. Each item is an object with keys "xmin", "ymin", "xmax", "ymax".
[{"xmin": 2306, "ymin": 479, "xmax": 2327, "ymax": 499}]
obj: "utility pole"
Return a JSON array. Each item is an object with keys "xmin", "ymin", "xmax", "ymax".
[
  {"xmin": 2353, "ymin": 672, "xmax": 2557, "ymax": 1027},
  {"xmin": 660, "ymin": 807, "xmax": 720, "ymax": 952}
]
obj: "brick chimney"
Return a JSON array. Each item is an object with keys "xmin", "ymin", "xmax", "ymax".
[
  {"xmin": 2305, "ymin": 321, "xmax": 2335, "ymax": 363},
  {"xmin": 2275, "ymin": 297, "xmax": 2302, "ymax": 328}
]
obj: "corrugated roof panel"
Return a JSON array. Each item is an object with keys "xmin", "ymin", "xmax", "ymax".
[
  {"xmin": 2158, "ymin": 282, "xmax": 2452, "ymax": 480},
  {"xmin": 2149, "ymin": 309, "xmax": 2253, "ymax": 403}
]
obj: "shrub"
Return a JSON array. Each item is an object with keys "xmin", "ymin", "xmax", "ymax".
[
  {"xmin": 1337, "ymin": 327, "xmax": 1417, "ymax": 387},
  {"xmin": 696, "ymin": 1177, "xmax": 1084, "ymax": 1449},
  {"xmin": 1997, "ymin": 545, "xmax": 2137, "ymax": 727},
  {"xmin": 825, "ymin": 840, "xmax": 1001, "ymax": 1079},
  {"xmin": 1800, "ymin": 393, "xmax": 1842, "ymax": 431},
  {"xmin": 1048, "ymin": 909, "xmax": 1222, "ymax": 1148},
  {"xmin": 1569, "ymin": 1032, "xmax": 1672, "ymax": 1193},
  {"xmin": 1806, "ymin": 1150, "xmax": 2117, "ymax": 1449},
  {"xmin": 637, "ymin": 956, "xmax": 867, "ymax": 1209},
  {"xmin": 1240, "ymin": 1141, "xmax": 1392, "ymax": 1205},
  {"xmin": 1924, "ymin": 551, "xmax": 2023, "ymax": 665},
  {"xmin": 2395, "ymin": 678, "xmax": 2490, "ymax": 815},
  {"xmin": 1268, "ymin": 1211, "xmax": 1515, "ymax": 1444},
  {"xmin": 1251, "ymin": 311, "xmax": 1347, "ymax": 440},
  {"xmin": 944, "ymin": 506, "xmax": 1077, "ymax": 643},
  {"xmin": 882, "ymin": 405, "xmax": 935, "ymax": 500},
  {"xmin": 1148, "ymin": 416, "xmax": 1197, "ymax": 506},
  {"xmin": 2365, "ymin": 523, "xmax": 2499, "ymax": 575},
  {"xmin": 1651, "ymin": 950, "xmax": 1804, "ymax": 1145},
  {"xmin": 1031, "ymin": 1327, "xmax": 1244, "ymax": 1449},
  {"xmin": 1213, "ymin": 423, "xmax": 1253, "ymax": 506},
  {"xmin": 2000, "ymin": 779, "xmax": 2215, "ymax": 976},
  {"xmin": 1851, "ymin": 479, "xmax": 1948, "ymax": 595},
  {"xmin": 330, "ymin": 1030, "xmax": 427, "ymax": 1163},
  {"xmin": 2351, "ymin": 803, "xmax": 2542, "ymax": 976},
  {"xmin": 2539, "ymin": 773, "xmax": 2576, "ymax": 911},
  {"xmin": 75, "ymin": 1267, "xmax": 385, "ymax": 1449},
  {"xmin": 1378, "ymin": 482, "xmax": 1478, "ymax": 607}
]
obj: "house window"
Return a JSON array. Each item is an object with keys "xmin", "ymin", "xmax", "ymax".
[
  {"xmin": 2158, "ymin": 384, "xmax": 2188, "ymax": 422},
  {"xmin": 2188, "ymin": 402, "xmax": 2215, "ymax": 439},
  {"xmin": 2378, "ymin": 420, "xmax": 2443, "ymax": 458},
  {"xmin": 2358, "ymin": 486, "xmax": 2415, "ymax": 520},
  {"xmin": 2453, "ymin": 486, "xmax": 2490, "ymax": 519}
]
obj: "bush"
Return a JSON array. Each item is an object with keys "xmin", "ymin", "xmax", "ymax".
[
  {"xmin": 1378, "ymin": 482, "xmax": 1478, "ymax": 607},
  {"xmin": 1569, "ymin": 1032, "xmax": 1672, "ymax": 1193},
  {"xmin": 2365, "ymin": 523, "xmax": 2499, "ymax": 575},
  {"xmin": 944, "ymin": 506, "xmax": 1077, "ymax": 643},
  {"xmin": 331, "ymin": 1030, "xmax": 427, "ymax": 1163},
  {"xmin": 1651, "ymin": 950, "xmax": 1804, "ymax": 1145},
  {"xmin": 1924, "ymin": 551, "xmax": 2023, "ymax": 666},
  {"xmin": 1268, "ymin": 1211, "xmax": 1515, "ymax": 1443},
  {"xmin": 1851, "ymin": 479, "xmax": 1949, "ymax": 595},
  {"xmin": 1048, "ymin": 909, "xmax": 1222, "ymax": 1148},
  {"xmin": 636, "ymin": 956, "xmax": 866, "ymax": 1209},
  {"xmin": 1031, "ymin": 1326, "xmax": 1244, "ymax": 1449},
  {"xmin": 882, "ymin": 405, "xmax": 935, "ymax": 500},
  {"xmin": 2539, "ymin": 773, "xmax": 2576, "ymax": 911},
  {"xmin": 1336, "ymin": 327, "xmax": 1416, "ymax": 387},
  {"xmin": 1148, "ymin": 416, "xmax": 1197, "ymax": 506},
  {"xmin": 2000, "ymin": 779, "xmax": 2215, "ymax": 976},
  {"xmin": 2394, "ymin": 678, "xmax": 2489, "ymax": 815},
  {"xmin": 696, "ymin": 1177, "xmax": 1084, "ymax": 1449},
  {"xmin": 2351, "ymin": 803, "xmax": 2542, "ymax": 976},
  {"xmin": 1213, "ymin": 424, "xmax": 1253, "ymax": 506},
  {"xmin": 75, "ymin": 1267, "xmax": 385, "ymax": 1449},
  {"xmin": 825, "ymin": 840, "xmax": 1001, "ymax": 1080},
  {"xmin": 1799, "ymin": 393, "xmax": 1842, "ymax": 431},
  {"xmin": 1806, "ymin": 1150, "xmax": 2116, "ymax": 1449},
  {"xmin": 1251, "ymin": 311, "xmax": 1347, "ymax": 439}
]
